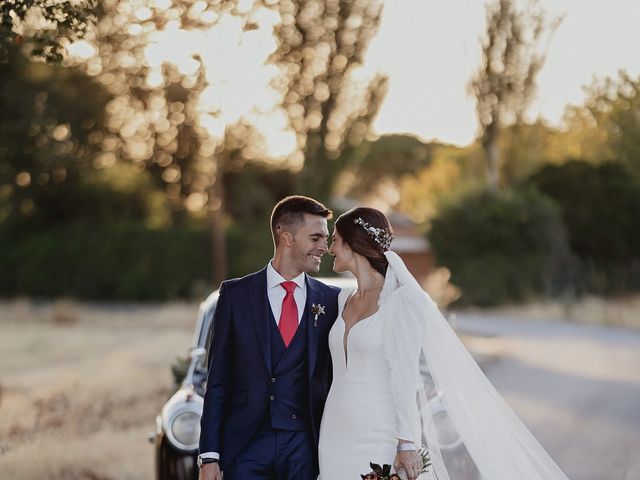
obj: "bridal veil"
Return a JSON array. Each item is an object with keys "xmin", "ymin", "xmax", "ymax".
[{"xmin": 379, "ymin": 251, "xmax": 570, "ymax": 480}]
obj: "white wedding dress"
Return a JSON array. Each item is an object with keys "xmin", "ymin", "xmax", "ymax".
[
  {"xmin": 318, "ymin": 252, "xmax": 571, "ymax": 480},
  {"xmin": 318, "ymin": 287, "xmax": 423, "ymax": 479}
]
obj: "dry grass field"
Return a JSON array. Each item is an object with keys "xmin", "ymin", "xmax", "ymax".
[{"xmin": 0, "ymin": 299, "xmax": 196, "ymax": 480}]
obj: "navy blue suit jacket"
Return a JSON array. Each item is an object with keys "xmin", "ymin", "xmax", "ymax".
[{"xmin": 199, "ymin": 267, "xmax": 340, "ymax": 468}]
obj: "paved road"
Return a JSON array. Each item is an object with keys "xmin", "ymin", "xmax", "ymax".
[{"xmin": 453, "ymin": 313, "xmax": 640, "ymax": 480}]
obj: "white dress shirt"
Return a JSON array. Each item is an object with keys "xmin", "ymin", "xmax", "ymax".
[
  {"xmin": 199, "ymin": 262, "xmax": 307, "ymax": 463},
  {"xmin": 266, "ymin": 260, "xmax": 307, "ymax": 324}
]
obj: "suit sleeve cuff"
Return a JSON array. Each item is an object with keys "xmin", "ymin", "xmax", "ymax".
[{"xmin": 198, "ymin": 452, "xmax": 220, "ymax": 460}]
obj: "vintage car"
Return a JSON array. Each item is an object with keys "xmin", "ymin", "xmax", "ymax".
[{"xmin": 150, "ymin": 276, "xmax": 356, "ymax": 480}]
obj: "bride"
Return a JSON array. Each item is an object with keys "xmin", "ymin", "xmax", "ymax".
[{"xmin": 317, "ymin": 207, "xmax": 571, "ymax": 480}]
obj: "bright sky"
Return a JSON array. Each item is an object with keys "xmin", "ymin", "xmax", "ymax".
[{"xmin": 368, "ymin": 0, "xmax": 640, "ymax": 146}]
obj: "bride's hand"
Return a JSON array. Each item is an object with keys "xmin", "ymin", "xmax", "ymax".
[{"xmin": 393, "ymin": 450, "xmax": 421, "ymax": 480}]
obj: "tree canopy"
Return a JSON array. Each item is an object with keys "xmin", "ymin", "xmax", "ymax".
[
  {"xmin": 271, "ymin": 0, "xmax": 388, "ymax": 198},
  {"xmin": 469, "ymin": 0, "xmax": 560, "ymax": 191},
  {"xmin": 1, "ymin": 0, "xmax": 96, "ymax": 63}
]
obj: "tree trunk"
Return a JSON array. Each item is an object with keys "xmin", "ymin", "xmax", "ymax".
[
  {"xmin": 209, "ymin": 162, "xmax": 227, "ymax": 287},
  {"xmin": 486, "ymin": 137, "xmax": 500, "ymax": 193}
]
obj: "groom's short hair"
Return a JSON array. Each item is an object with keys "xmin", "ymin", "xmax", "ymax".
[{"xmin": 271, "ymin": 195, "xmax": 332, "ymax": 245}]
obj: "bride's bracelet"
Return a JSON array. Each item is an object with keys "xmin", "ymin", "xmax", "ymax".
[{"xmin": 397, "ymin": 442, "xmax": 418, "ymax": 452}]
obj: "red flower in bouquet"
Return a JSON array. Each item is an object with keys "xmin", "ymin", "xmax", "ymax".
[{"xmin": 359, "ymin": 462, "xmax": 403, "ymax": 480}]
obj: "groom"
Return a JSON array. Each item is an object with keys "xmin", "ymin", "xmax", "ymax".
[{"xmin": 198, "ymin": 195, "xmax": 340, "ymax": 480}]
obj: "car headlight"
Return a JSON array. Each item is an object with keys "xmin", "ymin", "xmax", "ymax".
[{"xmin": 168, "ymin": 410, "xmax": 201, "ymax": 450}]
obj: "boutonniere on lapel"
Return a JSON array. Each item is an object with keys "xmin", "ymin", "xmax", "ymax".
[{"xmin": 311, "ymin": 303, "xmax": 326, "ymax": 327}]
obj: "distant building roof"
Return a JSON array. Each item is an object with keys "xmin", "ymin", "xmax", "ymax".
[{"xmin": 388, "ymin": 212, "xmax": 430, "ymax": 253}]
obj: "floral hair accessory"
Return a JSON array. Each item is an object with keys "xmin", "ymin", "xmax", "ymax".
[{"xmin": 353, "ymin": 217, "xmax": 394, "ymax": 252}]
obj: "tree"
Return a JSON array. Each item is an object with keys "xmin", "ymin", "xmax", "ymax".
[
  {"xmin": 0, "ymin": 41, "xmax": 173, "ymax": 230},
  {"xmin": 0, "ymin": 44, "xmax": 100, "ymax": 225},
  {"xmin": 469, "ymin": 0, "xmax": 560, "ymax": 192},
  {"xmin": 562, "ymin": 71, "xmax": 640, "ymax": 176},
  {"xmin": 331, "ymin": 134, "xmax": 434, "ymax": 200},
  {"xmin": 270, "ymin": 0, "xmax": 388, "ymax": 199},
  {"xmin": 349, "ymin": 135, "xmax": 434, "ymax": 191},
  {"xmin": 68, "ymin": 0, "xmax": 275, "ymax": 284},
  {"xmin": 396, "ymin": 143, "xmax": 484, "ymax": 224},
  {"xmin": 0, "ymin": 0, "xmax": 96, "ymax": 63}
]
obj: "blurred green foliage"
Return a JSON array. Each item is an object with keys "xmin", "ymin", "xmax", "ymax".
[
  {"xmin": 566, "ymin": 72, "xmax": 640, "ymax": 176},
  {"xmin": 335, "ymin": 134, "xmax": 435, "ymax": 199},
  {"xmin": 0, "ymin": 0, "xmax": 96, "ymax": 64},
  {"xmin": 0, "ymin": 159, "xmax": 304, "ymax": 299},
  {"xmin": 528, "ymin": 160, "xmax": 640, "ymax": 294},
  {"xmin": 0, "ymin": 222, "xmax": 213, "ymax": 300},
  {"xmin": 0, "ymin": 44, "xmax": 111, "ymax": 225},
  {"xmin": 428, "ymin": 187, "xmax": 572, "ymax": 306}
]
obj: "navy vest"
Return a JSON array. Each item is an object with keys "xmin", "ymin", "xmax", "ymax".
[{"xmin": 266, "ymin": 307, "xmax": 310, "ymax": 431}]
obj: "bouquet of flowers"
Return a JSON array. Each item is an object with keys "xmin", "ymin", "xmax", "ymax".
[{"xmin": 360, "ymin": 447, "xmax": 431, "ymax": 479}]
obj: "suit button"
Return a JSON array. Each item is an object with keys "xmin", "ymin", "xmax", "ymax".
[
  {"xmin": 291, "ymin": 414, "xmax": 297, "ymax": 420},
  {"xmin": 269, "ymin": 395, "xmax": 275, "ymax": 401},
  {"xmin": 271, "ymin": 377, "xmax": 276, "ymax": 383}
]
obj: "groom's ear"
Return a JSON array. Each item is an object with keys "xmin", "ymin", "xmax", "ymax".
[
  {"xmin": 281, "ymin": 229, "xmax": 295, "ymax": 247},
  {"xmin": 275, "ymin": 224, "xmax": 294, "ymax": 248}
]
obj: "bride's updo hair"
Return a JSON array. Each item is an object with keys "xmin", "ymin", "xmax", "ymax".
[{"xmin": 334, "ymin": 207, "xmax": 394, "ymax": 277}]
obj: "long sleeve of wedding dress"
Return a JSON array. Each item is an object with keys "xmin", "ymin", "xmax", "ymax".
[{"xmin": 382, "ymin": 286, "xmax": 424, "ymax": 445}]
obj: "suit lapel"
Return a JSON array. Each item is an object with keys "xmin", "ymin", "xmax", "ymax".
[
  {"xmin": 248, "ymin": 268, "xmax": 271, "ymax": 372},
  {"xmin": 306, "ymin": 276, "xmax": 322, "ymax": 378}
]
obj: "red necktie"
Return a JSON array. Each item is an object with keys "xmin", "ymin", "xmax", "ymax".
[{"xmin": 279, "ymin": 281, "xmax": 298, "ymax": 347}]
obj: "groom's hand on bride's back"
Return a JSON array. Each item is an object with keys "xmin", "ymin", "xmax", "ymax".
[{"xmin": 199, "ymin": 463, "xmax": 222, "ymax": 480}]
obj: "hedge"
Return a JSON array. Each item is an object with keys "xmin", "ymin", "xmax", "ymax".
[
  {"xmin": 428, "ymin": 187, "xmax": 574, "ymax": 306},
  {"xmin": 528, "ymin": 161, "xmax": 640, "ymax": 293},
  {"xmin": 0, "ymin": 222, "xmax": 214, "ymax": 300}
]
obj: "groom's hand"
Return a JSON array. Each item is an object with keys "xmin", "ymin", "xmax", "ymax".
[{"xmin": 199, "ymin": 462, "xmax": 222, "ymax": 480}]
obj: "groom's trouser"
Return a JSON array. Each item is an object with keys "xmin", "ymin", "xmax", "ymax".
[{"xmin": 222, "ymin": 425, "xmax": 317, "ymax": 480}]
